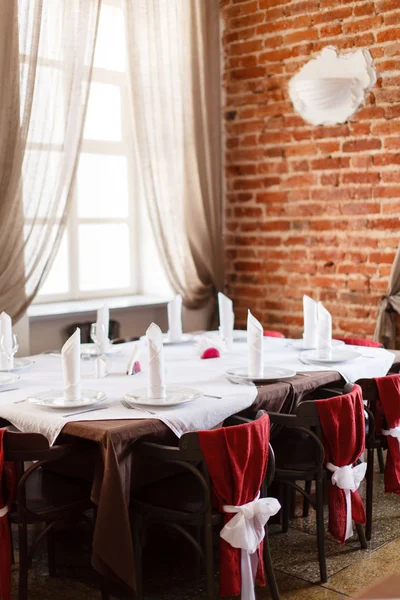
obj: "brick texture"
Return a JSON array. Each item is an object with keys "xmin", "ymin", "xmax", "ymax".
[{"xmin": 222, "ymin": 0, "xmax": 400, "ymax": 340}]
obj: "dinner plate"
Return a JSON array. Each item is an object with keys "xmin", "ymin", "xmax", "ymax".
[
  {"xmin": 27, "ymin": 389, "xmax": 107, "ymax": 409},
  {"xmin": 0, "ymin": 358, "xmax": 33, "ymax": 372},
  {"xmin": 292, "ymin": 339, "xmax": 345, "ymax": 351},
  {"xmin": 208, "ymin": 329, "xmax": 247, "ymax": 342},
  {"xmin": 140, "ymin": 333, "xmax": 195, "ymax": 345},
  {"xmin": 0, "ymin": 373, "xmax": 20, "ymax": 386},
  {"xmin": 300, "ymin": 349, "xmax": 362, "ymax": 364},
  {"xmin": 225, "ymin": 366, "xmax": 296, "ymax": 383},
  {"xmin": 124, "ymin": 386, "xmax": 202, "ymax": 407}
]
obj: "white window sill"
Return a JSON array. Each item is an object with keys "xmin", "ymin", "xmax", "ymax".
[{"xmin": 28, "ymin": 295, "xmax": 170, "ymax": 321}]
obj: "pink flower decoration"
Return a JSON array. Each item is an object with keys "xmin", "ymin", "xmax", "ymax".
[
  {"xmin": 201, "ymin": 347, "xmax": 220, "ymax": 359},
  {"xmin": 133, "ymin": 361, "xmax": 141, "ymax": 374}
]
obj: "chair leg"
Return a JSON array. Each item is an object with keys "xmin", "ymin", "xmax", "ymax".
[
  {"xmin": 356, "ymin": 524, "xmax": 368, "ymax": 550},
  {"xmin": 366, "ymin": 447, "xmax": 374, "ymax": 541},
  {"xmin": 204, "ymin": 514, "xmax": 216, "ymax": 600},
  {"xmin": 303, "ymin": 481, "xmax": 312, "ymax": 518},
  {"xmin": 263, "ymin": 527, "xmax": 280, "ymax": 600},
  {"xmin": 46, "ymin": 525, "xmax": 57, "ymax": 576},
  {"xmin": 377, "ymin": 447, "xmax": 385, "ymax": 474},
  {"xmin": 18, "ymin": 521, "xmax": 29, "ymax": 600},
  {"xmin": 132, "ymin": 514, "xmax": 143, "ymax": 600},
  {"xmin": 315, "ymin": 477, "xmax": 327, "ymax": 583},
  {"xmin": 282, "ymin": 484, "xmax": 290, "ymax": 534}
]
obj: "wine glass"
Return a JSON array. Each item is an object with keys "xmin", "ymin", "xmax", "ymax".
[
  {"xmin": 0, "ymin": 334, "xmax": 19, "ymax": 370},
  {"xmin": 90, "ymin": 323, "xmax": 106, "ymax": 356}
]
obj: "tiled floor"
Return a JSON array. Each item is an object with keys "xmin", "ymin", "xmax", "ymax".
[{"xmin": 10, "ymin": 461, "xmax": 400, "ymax": 599}]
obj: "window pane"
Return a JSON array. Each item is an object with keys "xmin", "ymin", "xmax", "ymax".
[
  {"xmin": 38, "ymin": 233, "xmax": 69, "ymax": 296},
  {"xmin": 93, "ymin": 2, "xmax": 125, "ymax": 72},
  {"xmin": 77, "ymin": 154, "xmax": 129, "ymax": 218},
  {"xmin": 78, "ymin": 224, "xmax": 130, "ymax": 291},
  {"xmin": 84, "ymin": 82, "xmax": 122, "ymax": 141}
]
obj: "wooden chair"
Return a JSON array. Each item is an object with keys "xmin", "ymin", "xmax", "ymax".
[
  {"xmin": 267, "ymin": 383, "xmax": 368, "ymax": 583},
  {"xmin": 2, "ymin": 428, "xmax": 93, "ymax": 600},
  {"xmin": 122, "ymin": 415, "xmax": 279, "ymax": 600}
]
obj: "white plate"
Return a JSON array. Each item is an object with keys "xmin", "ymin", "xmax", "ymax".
[
  {"xmin": 0, "ymin": 358, "xmax": 33, "ymax": 372},
  {"xmin": 226, "ymin": 366, "xmax": 296, "ymax": 383},
  {"xmin": 27, "ymin": 389, "xmax": 107, "ymax": 409},
  {"xmin": 80, "ymin": 343, "xmax": 121, "ymax": 357},
  {"xmin": 124, "ymin": 386, "xmax": 202, "ymax": 407},
  {"xmin": 292, "ymin": 339, "xmax": 345, "ymax": 351},
  {"xmin": 140, "ymin": 333, "xmax": 195, "ymax": 346},
  {"xmin": 300, "ymin": 349, "xmax": 362, "ymax": 364},
  {"xmin": 0, "ymin": 373, "xmax": 20, "ymax": 386}
]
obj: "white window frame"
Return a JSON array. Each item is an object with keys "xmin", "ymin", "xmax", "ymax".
[{"xmin": 23, "ymin": 0, "xmax": 141, "ymax": 304}]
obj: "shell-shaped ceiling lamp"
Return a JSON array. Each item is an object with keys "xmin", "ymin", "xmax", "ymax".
[{"xmin": 289, "ymin": 47, "xmax": 376, "ymax": 126}]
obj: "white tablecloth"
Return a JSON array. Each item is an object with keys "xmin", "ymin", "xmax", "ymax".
[{"xmin": 0, "ymin": 336, "xmax": 395, "ymax": 444}]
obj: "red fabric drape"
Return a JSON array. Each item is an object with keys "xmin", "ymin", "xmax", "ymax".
[
  {"xmin": 263, "ymin": 330, "xmax": 284, "ymax": 338},
  {"xmin": 336, "ymin": 337, "xmax": 382, "ymax": 348},
  {"xmin": 374, "ymin": 374, "xmax": 400, "ymax": 494},
  {"xmin": 0, "ymin": 428, "xmax": 16, "ymax": 600},
  {"xmin": 198, "ymin": 415, "xmax": 270, "ymax": 597},
  {"xmin": 316, "ymin": 385, "xmax": 366, "ymax": 544}
]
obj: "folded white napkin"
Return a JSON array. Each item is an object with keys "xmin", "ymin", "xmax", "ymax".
[
  {"xmin": 0, "ymin": 311, "xmax": 13, "ymax": 370},
  {"xmin": 247, "ymin": 310, "xmax": 263, "ymax": 378},
  {"xmin": 317, "ymin": 302, "xmax": 332, "ymax": 359},
  {"xmin": 218, "ymin": 292, "xmax": 234, "ymax": 350},
  {"xmin": 62, "ymin": 328, "xmax": 81, "ymax": 402},
  {"xmin": 303, "ymin": 295, "xmax": 318, "ymax": 349},
  {"xmin": 96, "ymin": 304, "xmax": 110, "ymax": 353},
  {"xmin": 147, "ymin": 323, "xmax": 166, "ymax": 400},
  {"xmin": 95, "ymin": 355, "xmax": 108, "ymax": 378},
  {"xmin": 167, "ymin": 295, "xmax": 183, "ymax": 342}
]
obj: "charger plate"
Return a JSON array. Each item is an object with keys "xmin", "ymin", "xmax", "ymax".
[
  {"xmin": 27, "ymin": 389, "xmax": 107, "ymax": 409},
  {"xmin": 124, "ymin": 386, "xmax": 202, "ymax": 407},
  {"xmin": 226, "ymin": 366, "xmax": 296, "ymax": 383},
  {"xmin": 300, "ymin": 349, "xmax": 361, "ymax": 364},
  {"xmin": 0, "ymin": 358, "xmax": 33, "ymax": 372}
]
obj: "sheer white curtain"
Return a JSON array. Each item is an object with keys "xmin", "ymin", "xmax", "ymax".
[
  {"xmin": 124, "ymin": 0, "xmax": 223, "ymax": 308},
  {"xmin": 0, "ymin": 0, "xmax": 100, "ymax": 320}
]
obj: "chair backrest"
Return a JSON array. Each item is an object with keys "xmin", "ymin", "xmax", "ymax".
[
  {"xmin": 2, "ymin": 428, "xmax": 73, "ymax": 462},
  {"xmin": 263, "ymin": 330, "xmax": 284, "ymax": 338}
]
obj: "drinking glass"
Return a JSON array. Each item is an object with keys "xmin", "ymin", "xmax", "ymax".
[
  {"xmin": 0, "ymin": 334, "xmax": 19, "ymax": 370},
  {"xmin": 90, "ymin": 323, "xmax": 106, "ymax": 356}
]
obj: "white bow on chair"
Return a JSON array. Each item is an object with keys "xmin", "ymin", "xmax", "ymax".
[
  {"xmin": 327, "ymin": 462, "xmax": 367, "ymax": 539},
  {"xmin": 382, "ymin": 425, "xmax": 400, "ymax": 448},
  {"xmin": 221, "ymin": 492, "xmax": 280, "ymax": 600}
]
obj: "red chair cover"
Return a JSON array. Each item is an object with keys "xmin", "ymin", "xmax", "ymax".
[
  {"xmin": 198, "ymin": 415, "xmax": 270, "ymax": 597},
  {"xmin": 336, "ymin": 337, "xmax": 382, "ymax": 348},
  {"xmin": 374, "ymin": 375, "xmax": 400, "ymax": 494},
  {"xmin": 0, "ymin": 429, "xmax": 16, "ymax": 600},
  {"xmin": 316, "ymin": 385, "xmax": 366, "ymax": 544},
  {"xmin": 263, "ymin": 330, "xmax": 284, "ymax": 338}
]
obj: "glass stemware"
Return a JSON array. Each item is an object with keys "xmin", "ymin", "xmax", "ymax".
[{"xmin": 0, "ymin": 334, "xmax": 19, "ymax": 370}]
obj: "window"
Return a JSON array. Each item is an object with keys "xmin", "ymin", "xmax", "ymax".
[{"xmin": 22, "ymin": 0, "xmax": 171, "ymax": 303}]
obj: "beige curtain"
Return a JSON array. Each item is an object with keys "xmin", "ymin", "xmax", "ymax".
[
  {"xmin": 374, "ymin": 245, "xmax": 400, "ymax": 348},
  {"xmin": 123, "ymin": 0, "xmax": 223, "ymax": 308},
  {"xmin": 0, "ymin": 0, "xmax": 101, "ymax": 321}
]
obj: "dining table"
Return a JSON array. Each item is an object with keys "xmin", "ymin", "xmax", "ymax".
[{"xmin": 0, "ymin": 333, "xmax": 398, "ymax": 594}]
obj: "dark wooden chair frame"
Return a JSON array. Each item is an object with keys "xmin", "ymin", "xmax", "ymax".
[
  {"xmin": 2, "ymin": 428, "xmax": 93, "ymax": 600},
  {"xmin": 266, "ymin": 383, "xmax": 368, "ymax": 583},
  {"xmin": 123, "ymin": 414, "xmax": 280, "ymax": 600}
]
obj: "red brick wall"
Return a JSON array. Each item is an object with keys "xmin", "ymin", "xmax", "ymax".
[{"xmin": 222, "ymin": 0, "xmax": 400, "ymax": 340}]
